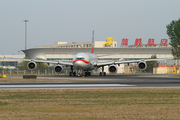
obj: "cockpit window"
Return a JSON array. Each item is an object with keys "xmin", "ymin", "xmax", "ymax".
[{"xmin": 76, "ymin": 57, "xmax": 85, "ymax": 60}]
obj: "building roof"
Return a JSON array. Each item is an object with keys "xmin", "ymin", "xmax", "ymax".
[{"xmin": 22, "ymin": 47, "xmax": 172, "ymax": 59}]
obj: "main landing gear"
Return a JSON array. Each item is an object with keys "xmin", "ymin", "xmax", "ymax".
[
  {"xmin": 69, "ymin": 66, "xmax": 76, "ymax": 76},
  {"xmin": 78, "ymin": 70, "xmax": 91, "ymax": 77},
  {"xmin": 85, "ymin": 72, "xmax": 91, "ymax": 76},
  {"xmin": 69, "ymin": 72, "xmax": 76, "ymax": 76},
  {"xmin": 100, "ymin": 66, "xmax": 106, "ymax": 76},
  {"xmin": 69, "ymin": 67, "xmax": 91, "ymax": 77}
]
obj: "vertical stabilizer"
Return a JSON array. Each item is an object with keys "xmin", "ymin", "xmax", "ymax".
[
  {"xmin": 2, "ymin": 54, "xmax": 6, "ymax": 59},
  {"xmin": 91, "ymin": 30, "xmax": 94, "ymax": 53}
]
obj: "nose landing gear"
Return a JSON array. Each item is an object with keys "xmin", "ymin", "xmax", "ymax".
[{"xmin": 78, "ymin": 69, "xmax": 83, "ymax": 77}]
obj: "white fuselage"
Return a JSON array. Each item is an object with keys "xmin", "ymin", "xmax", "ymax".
[{"xmin": 73, "ymin": 53, "xmax": 98, "ymax": 71}]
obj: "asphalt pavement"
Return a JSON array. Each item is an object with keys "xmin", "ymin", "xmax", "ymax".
[{"xmin": 1, "ymin": 74, "xmax": 180, "ymax": 89}]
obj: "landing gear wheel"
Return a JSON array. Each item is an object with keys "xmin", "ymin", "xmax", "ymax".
[
  {"xmin": 73, "ymin": 72, "xmax": 76, "ymax": 76},
  {"xmin": 103, "ymin": 72, "xmax": 106, "ymax": 76},
  {"xmin": 85, "ymin": 72, "xmax": 91, "ymax": 76},
  {"xmin": 100, "ymin": 72, "xmax": 102, "ymax": 76},
  {"xmin": 69, "ymin": 72, "xmax": 73, "ymax": 76},
  {"xmin": 70, "ymin": 66, "xmax": 74, "ymax": 76}
]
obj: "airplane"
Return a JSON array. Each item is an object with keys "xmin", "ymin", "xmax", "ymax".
[{"xmin": 4, "ymin": 31, "xmax": 171, "ymax": 76}]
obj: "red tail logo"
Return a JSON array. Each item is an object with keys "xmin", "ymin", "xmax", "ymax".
[
  {"xmin": 2, "ymin": 54, "xmax": 6, "ymax": 59},
  {"xmin": 91, "ymin": 30, "xmax": 94, "ymax": 53}
]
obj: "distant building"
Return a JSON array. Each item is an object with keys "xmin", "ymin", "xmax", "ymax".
[
  {"xmin": 35, "ymin": 41, "xmax": 117, "ymax": 48},
  {"xmin": 0, "ymin": 55, "xmax": 25, "ymax": 68}
]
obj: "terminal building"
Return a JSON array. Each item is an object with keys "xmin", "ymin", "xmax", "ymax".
[
  {"xmin": 0, "ymin": 38, "xmax": 176, "ymax": 73},
  {"xmin": 22, "ymin": 40, "xmax": 173, "ymax": 65}
]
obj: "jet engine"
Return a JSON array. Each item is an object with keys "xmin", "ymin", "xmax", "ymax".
[
  {"xmin": 54, "ymin": 64, "xmax": 63, "ymax": 74},
  {"xmin": 27, "ymin": 61, "xmax": 37, "ymax": 70},
  {"xmin": 108, "ymin": 64, "xmax": 118, "ymax": 74},
  {"xmin": 138, "ymin": 62, "xmax": 147, "ymax": 70}
]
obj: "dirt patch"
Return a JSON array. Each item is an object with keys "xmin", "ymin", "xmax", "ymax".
[{"xmin": 0, "ymin": 77, "xmax": 91, "ymax": 83}]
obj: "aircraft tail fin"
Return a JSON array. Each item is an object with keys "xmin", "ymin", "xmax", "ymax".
[
  {"xmin": 91, "ymin": 30, "xmax": 94, "ymax": 53},
  {"xmin": 2, "ymin": 54, "xmax": 6, "ymax": 59}
]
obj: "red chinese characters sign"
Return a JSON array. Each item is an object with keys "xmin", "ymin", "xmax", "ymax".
[
  {"xmin": 161, "ymin": 38, "xmax": 168, "ymax": 46},
  {"xmin": 148, "ymin": 38, "xmax": 155, "ymax": 46},
  {"xmin": 135, "ymin": 38, "xmax": 142, "ymax": 46},
  {"xmin": 122, "ymin": 38, "xmax": 128, "ymax": 46}
]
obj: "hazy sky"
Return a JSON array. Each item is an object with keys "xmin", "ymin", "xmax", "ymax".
[{"xmin": 1, "ymin": 0, "xmax": 180, "ymax": 54}]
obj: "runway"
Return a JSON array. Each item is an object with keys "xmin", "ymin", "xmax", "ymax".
[
  {"xmin": 0, "ymin": 83, "xmax": 135, "ymax": 89},
  {"xmin": 1, "ymin": 74, "xmax": 180, "ymax": 89}
]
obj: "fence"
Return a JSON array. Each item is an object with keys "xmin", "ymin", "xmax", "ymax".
[
  {"xmin": 124, "ymin": 66, "xmax": 179, "ymax": 74},
  {"xmin": 0, "ymin": 67, "xmax": 101, "ymax": 75},
  {"xmin": 0, "ymin": 66, "xmax": 179, "ymax": 75}
]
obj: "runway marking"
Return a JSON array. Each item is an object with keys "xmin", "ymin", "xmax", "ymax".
[{"xmin": 0, "ymin": 84, "xmax": 135, "ymax": 88}]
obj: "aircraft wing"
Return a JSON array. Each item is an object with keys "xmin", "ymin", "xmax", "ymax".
[
  {"xmin": 4, "ymin": 58, "xmax": 73, "ymax": 66},
  {"xmin": 30, "ymin": 59, "xmax": 73, "ymax": 66},
  {"xmin": 97, "ymin": 53, "xmax": 121, "ymax": 57},
  {"xmin": 95, "ymin": 58, "xmax": 173, "ymax": 66}
]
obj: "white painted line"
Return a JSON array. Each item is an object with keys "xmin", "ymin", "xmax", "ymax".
[{"xmin": 0, "ymin": 84, "xmax": 135, "ymax": 88}]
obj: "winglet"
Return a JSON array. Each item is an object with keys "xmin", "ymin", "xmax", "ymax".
[{"xmin": 91, "ymin": 30, "xmax": 94, "ymax": 53}]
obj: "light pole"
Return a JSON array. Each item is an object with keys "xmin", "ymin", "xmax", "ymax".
[{"xmin": 23, "ymin": 20, "xmax": 29, "ymax": 50}]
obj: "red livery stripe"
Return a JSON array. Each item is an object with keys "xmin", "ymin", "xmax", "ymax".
[{"xmin": 73, "ymin": 59, "xmax": 90, "ymax": 64}]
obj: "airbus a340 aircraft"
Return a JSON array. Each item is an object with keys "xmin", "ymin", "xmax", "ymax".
[{"xmin": 5, "ymin": 31, "xmax": 169, "ymax": 76}]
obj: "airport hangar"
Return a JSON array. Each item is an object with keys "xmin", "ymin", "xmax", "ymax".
[{"xmin": 0, "ymin": 41, "xmax": 175, "ymax": 73}]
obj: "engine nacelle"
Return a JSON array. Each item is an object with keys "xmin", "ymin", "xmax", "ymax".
[
  {"xmin": 138, "ymin": 62, "xmax": 147, "ymax": 70},
  {"xmin": 27, "ymin": 61, "xmax": 37, "ymax": 70},
  {"xmin": 108, "ymin": 65, "xmax": 118, "ymax": 74},
  {"xmin": 54, "ymin": 64, "xmax": 63, "ymax": 74}
]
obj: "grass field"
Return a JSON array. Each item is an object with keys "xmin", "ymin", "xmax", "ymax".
[{"xmin": 0, "ymin": 89, "xmax": 180, "ymax": 120}]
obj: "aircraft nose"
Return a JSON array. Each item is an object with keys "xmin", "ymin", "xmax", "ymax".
[{"xmin": 73, "ymin": 61, "xmax": 85, "ymax": 69}]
